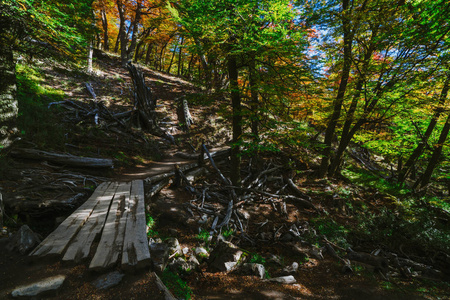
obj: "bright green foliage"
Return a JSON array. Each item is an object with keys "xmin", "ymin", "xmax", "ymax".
[
  {"xmin": 196, "ymin": 229, "xmax": 210, "ymax": 245},
  {"xmin": 2, "ymin": 0, "xmax": 94, "ymax": 58},
  {"xmin": 16, "ymin": 63, "xmax": 66, "ymax": 149},
  {"xmin": 160, "ymin": 269, "xmax": 193, "ymax": 300},
  {"xmin": 146, "ymin": 213, "xmax": 159, "ymax": 238}
]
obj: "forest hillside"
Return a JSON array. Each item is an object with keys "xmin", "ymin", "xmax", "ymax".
[{"xmin": 0, "ymin": 0, "xmax": 449, "ymax": 299}]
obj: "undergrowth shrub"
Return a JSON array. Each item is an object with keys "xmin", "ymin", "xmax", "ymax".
[
  {"xmin": 160, "ymin": 269, "xmax": 193, "ymax": 300},
  {"xmin": 16, "ymin": 63, "xmax": 66, "ymax": 150}
]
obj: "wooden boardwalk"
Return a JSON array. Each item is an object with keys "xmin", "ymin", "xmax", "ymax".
[{"xmin": 29, "ymin": 180, "xmax": 150, "ymax": 271}]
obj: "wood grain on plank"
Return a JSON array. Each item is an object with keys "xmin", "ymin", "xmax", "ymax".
[
  {"xmin": 122, "ymin": 180, "xmax": 151, "ymax": 270},
  {"xmin": 89, "ymin": 182, "xmax": 131, "ymax": 270},
  {"xmin": 62, "ymin": 182, "xmax": 118, "ymax": 263},
  {"xmin": 30, "ymin": 182, "xmax": 112, "ymax": 257}
]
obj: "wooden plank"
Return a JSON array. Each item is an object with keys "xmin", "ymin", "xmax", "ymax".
[
  {"xmin": 62, "ymin": 182, "xmax": 118, "ymax": 263},
  {"xmin": 122, "ymin": 180, "xmax": 151, "ymax": 271},
  {"xmin": 89, "ymin": 182, "xmax": 131, "ymax": 271},
  {"xmin": 30, "ymin": 182, "xmax": 112, "ymax": 257}
]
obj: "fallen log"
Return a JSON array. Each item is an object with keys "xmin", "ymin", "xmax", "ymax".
[
  {"xmin": 345, "ymin": 248, "xmax": 389, "ymax": 275},
  {"xmin": 11, "ymin": 148, "xmax": 114, "ymax": 168}
]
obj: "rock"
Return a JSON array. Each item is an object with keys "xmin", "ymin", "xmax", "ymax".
[
  {"xmin": 198, "ymin": 214, "xmax": 208, "ymax": 224},
  {"xmin": 207, "ymin": 240, "xmax": 243, "ymax": 273},
  {"xmin": 281, "ymin": 262, "xmax": 299, "ymax": 275},
  {"xmin": 268, "ymin": 275, "xmax": 297, "ymax": 284},
  {"xmin": 11, "ymin": 275, "xmax": 66, "ymax": 297},
  {"xmin": 166, "ymin": 237, "xmax": 181, "ymax": 255},
  {"xmin": 309, "ymin": 245, "xmax": 324, "ymax": 260},
  {"xmin": 238, "ymin": 263, "xmax": 266, "ymax": 279},
  {"xmin": 194, "ymin": 247, "xmax": 209, "ymax": 259},
  {"xmin": 188, "ymin": 255, "xmax": 200, "ymax": 267},
  {"xmin": 267, "ymin": 254, "xmax": 283, "ymax": 266},
  {"xmin": 92, "ymin": 271, "xmax": 124, "ymax": 290},
  {"xmin": 149, "ymin": 240, "xmax": 169, "ymax": 272},
  {"xmin": 182, "ymin": 247, "xmax": 190, "ymax": 255},
  {"xmin": 280, "ymin": 232, "xmax": 294, "ymax": 242},
  {"xmin": 6, "ymin": 225, "xmax": 41, "ymax": 254},
  {"xmin": 169, "ymin": 257, "xmax": 192, "ymax": 274},
  {"xmin": 168, "ymin": 228, "xmax": 178, "ymax": 236}
]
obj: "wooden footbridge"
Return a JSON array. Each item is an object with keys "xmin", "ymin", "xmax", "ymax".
[{"xmin": 29, "ymin": 180, "xmax": 150, "ymax": 271}]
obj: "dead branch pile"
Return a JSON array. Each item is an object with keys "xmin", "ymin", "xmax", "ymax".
[
  {"xmin": 127, "ymin": 62, "xmax": 175, "ymax": 143},
  {"xmin": 145, "ymin": 144, "xmax": 318, "ymax": 245},
  {"xmin": 3, "ymin": 165, "xmax": 108, "ymax": 216}
]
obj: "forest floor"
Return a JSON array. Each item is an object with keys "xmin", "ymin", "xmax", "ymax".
[{"xmin": 0, "ymin": 51, "xmax": 449, "ymax": 299}]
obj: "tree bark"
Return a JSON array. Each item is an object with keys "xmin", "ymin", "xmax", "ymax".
[
  {"xmin": 249, "ymin": 55, "xmax": 259, "ymax": 141},
  {"xmin": 228, "ymin": 54, "xmax": 242, "ymax": 186},
  {"xmin": 328, "ymin": 30, "xmax": 378, "ymax": 177},
  {"xmin": 87, "ymin": 40, "xmax": 93, "ymax": 73},
  {"xmin": 145, "ymin": 43, "xmax": 153, "ymax": 65},
  {"xmin": 416, "ymin": 112, "xmax": 450, "ymax": 189},
  {"xmin": 318, "ymin": 0, "xmax": 353, "ymax": 178},
  {"xmin": 11, "ymin": 148, "xmax": 114, "ymax": 168},
  {"xmin": 399, "ymin": 73, "xmax": 450, "ymax": 183},
  {"xmin": 127, "ymin": 0, "xmax": 142, "ymax": 62},
  {"xmin": 177, "ymin": 37, "xmax": 184, "ymax": 77},
  {"xmin": 0, "ymin": 42, "xmax": 18, "ymax": 148},
  {"xmin": 116, "ymin": 0, "xmax": 127, "ymax": 67},
  {"xmin": 101, "ymin": 8, "xmax": 109, "ymax": 51}
]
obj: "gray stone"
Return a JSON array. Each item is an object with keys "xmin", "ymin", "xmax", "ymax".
[
  {"xmin": 194, "ymin": 247, "xmax": 209, "ymax": 259},
  {"xmin": 281, "ymin": 262, "xmax": 299, "ymax": 275},
  {"xmin": 166, "ymin": 237, "xmax": 181, "ymax": 255},
  {"xmin": 188, "ymin": 255, "xmax": 200, "ymax": 267},
  {"xmin": 182, "ymin": 247, "xmax": 190, "ymax": 255},
  {"xmin": 280, "ymin": 232, "xmax": 294, "ymax": 242},
  {"xmin": 309, "ymin": 245, "xmax": 324, "ymax": 260},
  {"xmin": 169, "ymin": 257, "xmax": 192, "ymax": 274},
  {"xmin": 207, "ymin": 240, "xmax": 243, "ymax": 273},
  {"xmin": 268, "ymin": 275, "xmax": 297, "ymax": 284},
  {"xmin": 168, "ymin": 228, "xmax": 178, "ymax": 236},
  {"xmin": 11, "ymin": 275, "xmax": 66, "ymax": 297},
  {"xmin": 92, "ymin": 271, "xmax": 124, "ymax": 290},
  {"xmin": 267, "ymin": 254, "xmax": 283, "ymax": 266},
  {"xmin": 239, "ymin": 263, "xmax": 266, "ymax": 279},
  {"xmin": 149, "ymin": 240, "xmax": 169, "ymax": 272},
  {"xmin": 6, "ymin": 225, "xmax": 41, "ymax": 254}
]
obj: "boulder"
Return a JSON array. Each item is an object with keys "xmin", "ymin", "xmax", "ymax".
[
  {"xmin": 238, "ymin": 263, "xmax": 266, "ymax": 279},
  {"xmin": 194, "ymin": 247, "xmax": 209, "ymax": 260},
  {"xmin": 6, "ymin": 225, "xmax": 41, "ymax": 254},
  {"xmin": 92, "ymin": 271, "xmax": 124, "ymax": 290},
  {"xmin": 149, "ymin": 239, "xmax": 169, "ymax": 272},
  {"xmin": 166, "ymin": 237, "xmax": 181, "ymax": 256},
  {"xmin": 11, "ymin": 275, "xmax": 66, "ymax": 297},
  {"xmin": 207, "ymin": 240, "xmax": 243, "ymax": 273},
  {"xmin": 281, "ymin": 262, "xmax": 299, "ymax": 275},
  {"xmin": 268, "ymin": 275, "xmax": 297, "ymax": 284}
]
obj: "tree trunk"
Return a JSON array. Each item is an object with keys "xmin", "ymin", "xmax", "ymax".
[
  {"xmin": 249, "ymin": 55, "xmax": 259, "ymax": 141},
  {"xmin": 318, "ymin": 0, "xmax": 353, "ymax": 178},
  {"xmin": 228, "ymin": 54, "xmax": 242, "ymax": 186},
  {"xmin": 116, "ymin": 0, "xmax": 127, "ymax": 67},
  {"xmin": 127, "ymin": 1, "xmax": 142, "ymax": 62},
  {"xmin": 87, "ymin": 40, "xmax": 93, "ymax": 73},
  {"xmin": 101, "ymin": 8, "xmax": 109, "ymax": 51},
  {"xmin": 328, "ymin": 27, "xmax": 378, "ymax": 177},
  {"xmin": 177, "ymin": 37, "xmax": 184, "ymax": 77},
  {"xmin": 0, "ymin": 43, "xmax": 18, "ymax": 148},
  {"xmin": 186, "ymin": 54, "xmax": 194, "ymax": 78},
  {"xmin": 167, "ymin": 37, "xmax": 178, "ymax": 74},
  {"xmin": 159, "ymin": 43, "xmax": 167, "ymax": 71},
  {"xmin": 399, "ymin": 73, "xmax": 450, "ymax": 183},
  {"xmin": 416, "ymin": 112, "xmax": 450, "ymax": 189},
  {"xmin": 145, "ymin": 44, "xmax": 153, "ymax": 65}
]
